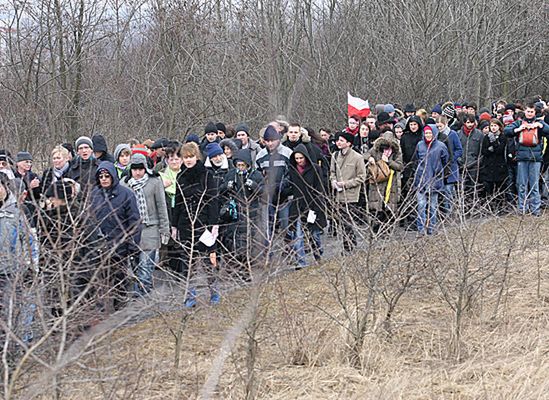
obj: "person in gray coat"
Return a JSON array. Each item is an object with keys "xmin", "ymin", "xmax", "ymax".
[
  {"xmin": 122, "ymin": 154, "xmax": 170, "ymax": 295},
  {"xmin": 457, "ymin": 114, "xmax": 484, "ymax": 197}
]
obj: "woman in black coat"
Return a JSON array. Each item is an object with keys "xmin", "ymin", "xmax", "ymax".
[
  {"xmin": 288, "ymin": 144, "xmax": 327, "ymax": 267},
  {"xmin": 172, "ymin": 143, "xmax": 220, "ymax": 307},
  {"xmin": 480, "ymin": 118, "xmax": 508, "ymax": 212}
]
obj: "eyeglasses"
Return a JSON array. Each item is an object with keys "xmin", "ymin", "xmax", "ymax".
[{"xmin": 98, "ymin": 173, "xmax": 111, "ymax": 179}]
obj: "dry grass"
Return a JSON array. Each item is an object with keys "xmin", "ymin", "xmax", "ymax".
[{"xmin": 21, "ymin": 216, "xmax": 549, "ymax": 399}]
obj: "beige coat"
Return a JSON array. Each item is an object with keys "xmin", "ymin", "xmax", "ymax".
[
  {"xmin": 330, "ymin": 148, "xmax": 366, "ymax": 203},
  {"xmin": 365, "ymin": 133, "xmax": 403, "ymax": 214}
]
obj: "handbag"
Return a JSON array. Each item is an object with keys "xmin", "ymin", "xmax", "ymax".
[{"xmin": 368, "ymin": 159, "xmax": 391, "ymax": 184}]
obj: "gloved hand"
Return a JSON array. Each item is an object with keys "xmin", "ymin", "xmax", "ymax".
[
  {"xmin": 227, "ymin": 180, "xmax": 235, "ymax": 190},
  {"xmin": 161, "ymin": 233, "xmax": 170, "ymax": 245},
  {"xmin": 488, "ymin": 132, "xmax": 497, "ymax": 143}
]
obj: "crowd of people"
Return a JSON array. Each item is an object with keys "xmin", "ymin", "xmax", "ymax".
[{"xmin": 1, "ymin": 97, "xmax": 549, "ymax": 340}]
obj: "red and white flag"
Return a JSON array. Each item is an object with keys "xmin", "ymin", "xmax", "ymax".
[{"xmin": 347, "ymin": 92, "xmax": 370, "ymax": 118}]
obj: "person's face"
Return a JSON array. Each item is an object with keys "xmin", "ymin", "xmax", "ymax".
[
  {"xmin": 490, "ymin": 123, "xmax": 501, "ymax": 134},
  {"xmin": 0, "ymin": 160, "xmax": 9, "ymax": 170},
  {"xmin": 223, "ymin": 146, "xmax": 233, "ymax": 158},
  {"xmin": 287, "ymin": 126, "xmax": 301, "ymax": 142},
  {"xmin": 78, "ymin": 144, "xmax": 92, "ymax": 160},
  {"xmin": 436, "ymin": 121, "xmax": 446, "ymax": 132},
  {"xmin": 17, "ymin": 160, "xmax": 32, "ymax": 172},
  {"xmin": 409, "ymin": 121, "xmax": 419, "ymax": 133},
  {"xmin": 265, "ymin": 139, "xmax": 280, "ymax": 152},
  {"xmin": 210, "ymin": 154, "xmax": 224, "ymax": 165},
  {"xmin": 236, "ymin": 161, "xmax": 248, "ymax": 172},
  {"xmin": 359, "ymin": 124, "xmax": 369, "ymax": 137},
  {"xmin": 119, "ymin": 152, "xmax": 131, "ymax": 167},
  {"xmin": 236, "ymin": 131, "xmax": 249, "ymax": 145},
  {"xmin": 52, "ymin": 152, "xmax": 68, "ymax": 169},
  {"xmin": 394, "ymin": 126, "xmax": 404, "ymax": 139},
  {"xmin": 183, "ymin": 154, "xmax": 197, "ymax": 168},
  {"xmin": 465, "ymin": 120, "xmax": 476, "ymax": 129},
  {"xmin": 467, "ymin": 107, "xmax": 476, "ymax": 116},
  {"xmin": 348, "ymin": 118, "xmax": 359, "ymax": 130},
  {"xmin": 366, "ymin": 118, "xmax": 376, "ymax": 130},
  {"xmin": 481, "ymin": 125, "xmax": 490, "ymax": 134},
  {"xmin": 131, "ymin": 167, "xmax": 146, "ymax": 180},
  {"xmin": 293, "ymin": 152, "xmax": 307, "ymax": 167},
  {"xmin": 319, "ymin": 130, "xmax": 330, "ymax": 142},
  {"xmin": 432, "ymin": 112, "xmax": 440, "ymax": 119},
  {"xmin": 388, "ymin": 112, "xmax": 395, "ymax": 118},
  {"xmin": 336, "ymin": 137, "xmax": 351, "ymax": 150},
  {"xmin": 168, "ymin": 153, "xmax": 182, "ymax": 171},
  {"xmin": 206, "ymin": 132, "xmax": 217, "ymax": 143},
  {"xmin": 217, "ymin": 130, "xmax": 225, "ymax": 139},
  {"xmin": 157, "ymin": 148, "xmax": 166, "ymax": 157},
  {"xmin": 524, "ymin": 107, "xmax": 536, "ymax": 119},
  {"xmin": 98, "ymin": 171, "xmax": 113, "ymax": 188},
  {"xmin": 405, "ymin": 112, "xmax": 414, "ymax": 117},
  {"xmin": 424, "ymin": 130, "xmax": 433, "ymax": 142}
]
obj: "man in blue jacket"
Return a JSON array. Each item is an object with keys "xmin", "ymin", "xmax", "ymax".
[
  {"xmin": 91, "ymin": 161, "xmax": 142, "ymax": 310},
  {"xmin": 504, "ymin": 103, "xmax": 549, "ymax": 216},
  {"xmin": 413, "ymin": 125, "xmax": 449, "ymax": 235}
]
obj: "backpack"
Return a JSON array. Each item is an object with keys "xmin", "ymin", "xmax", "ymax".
[{"xmin": 518, "ymin": 123, "xmax": 539, "ymax": 147}]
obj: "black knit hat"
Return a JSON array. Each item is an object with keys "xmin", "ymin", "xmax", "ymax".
[
  {"xmin": 0, "ymin": 150, "xmax": 13, "ymax": 165},
  {"xmin": 216, "ymin": 122, "xmax": 226, "ymax": 134},
  {"xmin": 205, "ymin": 122, "xmax": 218, "ymax": 134}
]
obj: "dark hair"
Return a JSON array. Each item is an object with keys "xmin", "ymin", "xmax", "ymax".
[
  {"xmin": 288, "ymin": 122, "xmax": 301, "ymax": 129},
  {"xmin": 225, "ymin": 125, "xmax": 236, "ymax": 139},
  {"xmin": 165, "ymin": 146, "xmax": 181, "ymax": 158},
  {"xmin": 349, "ymin": 115, "xmax": 360, "ymax": 122},
  {"xmin": 319, "ymin": 128, "xmax": 331, "ymax": 134},
  {"xmin": 467, "ymin": 102, "xmax": 477, "ymax": 110},
  {"xmin": 306, "ymin": 127, "xmax": 324, "ymax": 146},
  {"xmin": 463, "ymin": 114, "xmax": 476, "ymax": 123},
  {"xmin": 525, "ymin": 102, "xmax": 536, "ymax": 110}
]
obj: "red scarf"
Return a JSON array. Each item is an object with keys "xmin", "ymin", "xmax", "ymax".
[
  {"xmin": 345, "ymin": 126, "xmax": 359, "ymax": 136},
  {"xmin": 297, "ymin": 163, "xmax": 307, "ymax": 175},
  {"xmin": 463, "ymin": 125, "xmax": 474, "ymax": 137}
]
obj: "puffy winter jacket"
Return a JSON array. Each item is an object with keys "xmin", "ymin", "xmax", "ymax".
[
  {"xmin": 504, "ymin": 118, "xmax": 549, "ymax": 162},
  {"xmin": 413, "ymin": 125, "xmax": 449, "ymax": 193}
]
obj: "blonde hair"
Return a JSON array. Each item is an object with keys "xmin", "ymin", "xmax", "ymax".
[
  {"xmin": 51, "ymin": 145, "xmax": 69, "ymax": 159},
  {"xmin": 181, "ymin": 142, "xmax": 202, "ymax": 160}
]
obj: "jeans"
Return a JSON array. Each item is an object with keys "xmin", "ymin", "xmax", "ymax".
[
  {"xmin": 441, "ymin": 183, "xmax": 456, "ymax": 214},
  {"xmin": 134, "ymin": 249, "xmax": 158, "ymax": 295},
  {"xmin": 291, "ymin": 220, "xmax": 323, "ymax": 267},
  {"xmin": 516, "ymin": 161, "xmax": 541, "ymax": 214},
  {"xmin": 417, "ymin": 191, "xmax": 439, "ymax": 234}
]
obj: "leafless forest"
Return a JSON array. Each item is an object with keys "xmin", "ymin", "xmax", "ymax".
[{"xmin": 1, "ymin": 0, "xmax": 549, "ymax": 155}]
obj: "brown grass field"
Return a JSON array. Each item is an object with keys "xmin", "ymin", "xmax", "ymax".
[{"xmin": 22, "ymin": 216, "xmax": 549, "ymax": 399}]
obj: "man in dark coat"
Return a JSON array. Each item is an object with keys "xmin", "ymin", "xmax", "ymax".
[
  {"xmin": 66, "ymin": 136, "xmax": 99, "ymax": 195},
  {"xmin": 288, "ymin": 144, "xmax": 327, "ymax": 267},
  {"xmin": 90, "ymin": 161, "xmax": 142, "ymax": 310}
]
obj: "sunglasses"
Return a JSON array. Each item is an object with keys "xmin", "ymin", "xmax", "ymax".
[{"xmin": 98, "ymin": 173, "xmax": 111, "ymax": 179}]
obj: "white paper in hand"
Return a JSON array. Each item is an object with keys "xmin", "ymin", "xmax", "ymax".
[
  {"xmin": 307, "ymin": 210, "xmax": 317, "ymax": 224},
  {"xmin": 199, "ymin": 229, "xmax": 216, "ymax": 247}
]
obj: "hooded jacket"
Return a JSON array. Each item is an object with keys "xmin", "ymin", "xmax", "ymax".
[
  {"xmin": 90, "ymin": 161, "xmax": 142, "ymax": 258},
  {"xmin": 288, "ymin": 144, "xmax": 327, "ymax": 229},
  {"xmin": 255, "ymin": 143, "xmax": 292, "ymax": 205},
  {"xmin": 400, "ymin": 115, "xmax": 424, "ymax": 181},
  {"xmin": 92, "ymin": 134, "xmax": 115, "ymax": 163},
  {"xmin": 437, "ymin": 126, "xmax": 463, "ymax": 184},
  {"xmin": 457, "ymin": 125, "xmax": 484, "ymax": 180},
  {"xmin": 413, "ymin": 125, "xmax": 449, "ymax": 192},
  {"xmin": 365, "ymin": 131, "xmax": 403, "ymax": 213}
]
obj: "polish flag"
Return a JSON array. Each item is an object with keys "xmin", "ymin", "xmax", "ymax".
[{"xmin": 348, "ymin": 92, "xmax": 371, "ymax": 118}]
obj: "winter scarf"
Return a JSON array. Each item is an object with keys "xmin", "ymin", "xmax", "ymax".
[
  {"xmin": 53, "ymin": 162, "xmax": 70, "ymax": 179},
  {"xmin": 129, "ymin": 174, "xmax": 150, "ymax": 223},
  {"xmin": 463, "ymin": 125, "xmax": 475, "ymax": 137}
]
